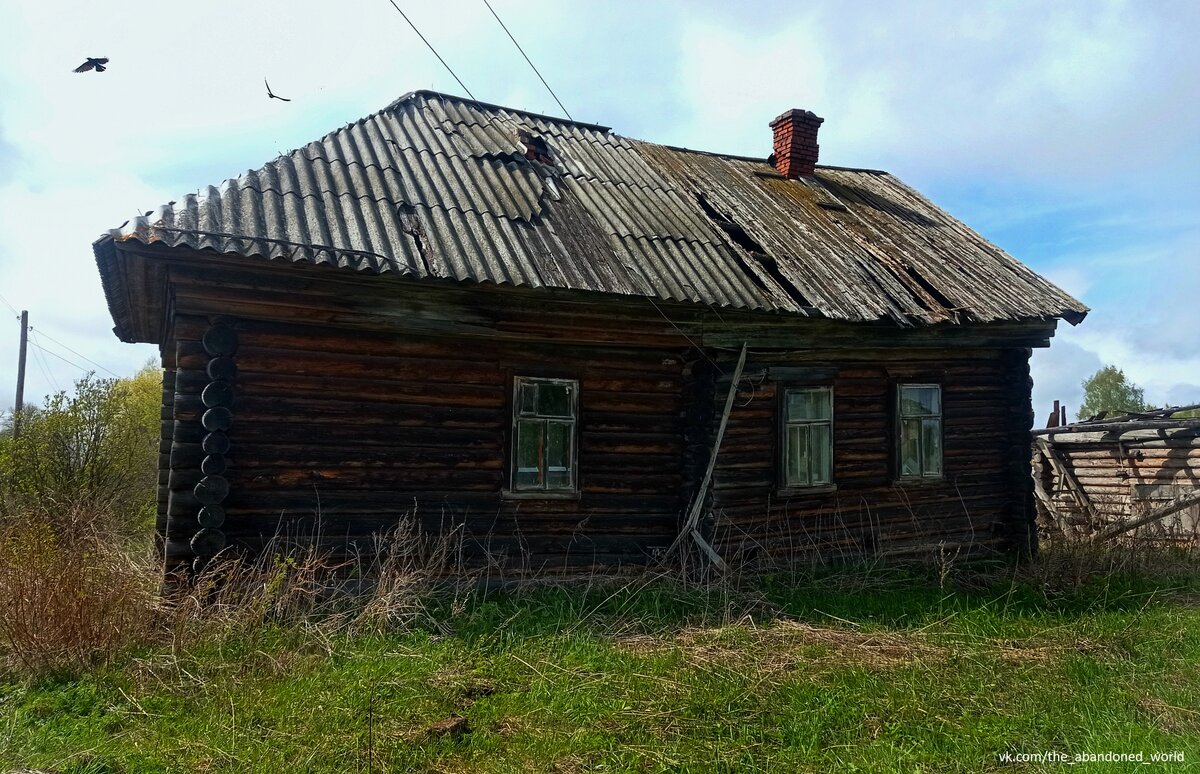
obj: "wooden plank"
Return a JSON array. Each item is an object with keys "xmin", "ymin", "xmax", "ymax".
[
  {"xmin": 668, "ymin": 343, "xmax": 747, "ymax": 563},
  {"xmin": 1031, "ymin": 445, "xmax": 1077, "ymax": 539},
  {"xmin": 1092, "ymin": 489, "xmax": 1200, "ymax": 542},
  {"xmin": 1035, "ymin": 438, "xmax": 1097, "ymax": 524}
]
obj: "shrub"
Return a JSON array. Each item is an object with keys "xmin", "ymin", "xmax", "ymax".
[{"xmin": 0, "ymin": 365, "xmax": 161, "ymax": 544}]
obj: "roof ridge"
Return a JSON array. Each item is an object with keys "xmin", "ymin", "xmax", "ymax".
[
  {"xmin": 642, "ymin": 141, "xmax": 893, "ymax": 175},
  {"xmin": 387, "ymin": 90, "xmax": 613, "ymax": 133}
]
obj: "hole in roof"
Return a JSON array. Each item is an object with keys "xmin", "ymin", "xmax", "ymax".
[
  {"xmin": 900, "ymin": 262, "xmax": 957, "ymax": 317},
  {"xmin": 696, "ymin": 193, "xmax": 766, "ymax": 254},
  {"xmin": 518, "ymin": 130, "xmax": 554, "ymax": 165},
  {"xmin": 696, "ymin": 193, "xmax": 811, "ymax": 309}
]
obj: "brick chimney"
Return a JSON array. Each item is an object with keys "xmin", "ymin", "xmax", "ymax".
[{"xmin": 770, "ymin": 108, "xmax": 824, "ymax": 179}]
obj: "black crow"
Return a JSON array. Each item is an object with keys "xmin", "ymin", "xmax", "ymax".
[
  {"xmin": 73, "ymin": 57, "xmax": 109, "ymax": 73},
  {"xmin": 264, "ymin": 78, "xmax": 291, "ymax": 102}
]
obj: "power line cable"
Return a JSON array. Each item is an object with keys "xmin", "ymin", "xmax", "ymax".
[
  {"xmin": 382, "ymin": 0, "xmax": 478, "ymax": 100},
  {"xmin": 482, "ymin": 0, "xmax": 573, "ymax": 121},
  {"xmin": 29, "ymin": 335, "xmax": 60, "ymax": 393},
  {"xmin": 28, "ymin": 338, "xmax": 91, "ymax": 375},
  {"xmin": 0, "ymin": 292, "xmax": 18, "ymax": 318},
  {"xmin": 34, "ymin": 345, "xmax": 59, "ymax": 393},
  {"xmin": 29, "ymin": 326, "xmax": 121, "ymax": 378},
  {"xmin": 643, "ymin": 296, "xmax": 724, "ymax": 376}
]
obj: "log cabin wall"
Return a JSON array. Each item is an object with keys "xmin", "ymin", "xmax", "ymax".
[
  {"xmin": 155, "ymin": 254, "xmax": 702, "ymax": 572},
  {"xmin": 150, "ymin": 252, "xmax": 1050, "ymax": 572},
  {"xmin": 162, "ymin": 314, "xmax": 688, "ymax": 572},
  {"xmin": 703, "ymin": 346, "xmax": 1035, "ymax": 564}
]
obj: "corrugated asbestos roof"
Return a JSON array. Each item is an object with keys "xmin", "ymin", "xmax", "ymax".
[{"xmin": 97, "ymin": 90, "xmax": 1087, "ymax": 329}]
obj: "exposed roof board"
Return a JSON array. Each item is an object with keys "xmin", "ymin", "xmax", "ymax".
[{"xmin": 96, "ymin": 90, "xmax": 1087, "ymax": 337}]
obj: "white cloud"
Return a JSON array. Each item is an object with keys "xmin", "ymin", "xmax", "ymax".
[
  {"xmin": 1165, "ymin": 383, "xmax": 1200, "ymax": 408},
  {"xmin": 1031, "ymin": 340, "xmax": 1103, "ymax": 422},
  {"xmin": 673, "ymin": 1, "xmax": 1199, "ymax": 189},
  {"xmin": 0, "ymin": 175, "xmax": 164, "ymax": 410},
  {"xmin": 1039, "ymin": 266, "xmax": 1092, "ymax": 302},
  {"xmin": 674, "ymin": 15, "xmax": 829, "ymax": 154}
]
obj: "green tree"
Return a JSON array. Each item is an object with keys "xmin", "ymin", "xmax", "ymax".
[
  {"xmin": 1077, "ymin": 365, "xmax": 1151, "ymax": 420},
  {"xmin": 0, "ymin": 364, "xmax": 162, "ymax": 542}
]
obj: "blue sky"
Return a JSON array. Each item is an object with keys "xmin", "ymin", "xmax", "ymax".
[{"xmin": 0, "ymin": 0, "xmax": 1197, "ymax": 420}]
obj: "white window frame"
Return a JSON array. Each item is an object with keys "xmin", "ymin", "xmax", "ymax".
[
  {"xmin": 510, "ymin": 376, "xmax": 579, "ymax": 494},
  {"xmin": 897, "ymin": 383, "xmax": 943, "ymax": 480},
  {"xmin": 782, "ymin": 386, "xmax": 834, "ymax": 489}
]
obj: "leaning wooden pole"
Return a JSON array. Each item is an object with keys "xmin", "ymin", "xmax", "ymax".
[
  {"xmin": 13, "ymin": 310, "xmax": 27, "ymax": 438},
  {"xmin": 1091, "ymin": 489, "xmax": 1200, "ymax": 543},
  {"xmin": 668, "ymin": 342, "xmax": 748, "ymax": 569}
]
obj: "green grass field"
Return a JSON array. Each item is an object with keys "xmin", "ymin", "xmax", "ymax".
[{"xmin": 2, "ymin": 558, "xmax": 1199, "ymax": 773}]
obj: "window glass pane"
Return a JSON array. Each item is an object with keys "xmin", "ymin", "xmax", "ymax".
[
  {"xmin": 788, "ymin": 425, "xmax": 810, "ymax": 486},
  {"xmin": 514, "ymin": 419, "xmax": 544, "ymax": 489},
  {"xmin": 815, "ymin": 388, "xmax": 832, "ymax": 420},
  {"xmin": 787, "ymin": 388, "xmax": 831, "ymax": 421},
  {"xmin": 810, "ymin": 423, "xmax": 831, "ymax": 484},
  {"xmin": 921, "ymin": 386, "xmax": 941, "ymax": 415},
  {"xmin": 545, "ymin": 421, "xmax": 573, "ymax": 489},
  {"xmin": 786, "ymin": 390, "xmax": 808, "ymax": 420},
  {"xmin": 922, "ymin": 418, "xmax": 942, "ymax": 476},
  {"xmin": 899, "ymin": 386, "xmax": 923, "ymax": 416},
  {"xmin": 518, "ymin": 382, "xmax": 538, "ymax": 416},
  {"xmin": 900, "ymin": 418, "xmax": 922, "ymax": 477},
  {"xmin": 900, "ymin": 386, "xmax": 939, "ymax": 416},
  {"xmin": 538, "ymin": 383, "xmax": 573, "ymax": 417}
]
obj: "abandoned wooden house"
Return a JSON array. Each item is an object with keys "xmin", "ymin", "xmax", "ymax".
[
  {"xmin": 1033, "ymin": 406, "xmax": 1200, "ymax": 544},
  {"xmin": 93, "ymin": 91, "xmax": 1088, "ymax": 573}
]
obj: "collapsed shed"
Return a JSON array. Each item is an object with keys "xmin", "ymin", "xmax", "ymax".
[{"xmin": 1032, "ymin": 406, "xmax": 1200, "ymax": 543}]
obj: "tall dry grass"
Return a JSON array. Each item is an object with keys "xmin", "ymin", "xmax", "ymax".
[
  {"xmin": 0, "ymin": 507, "xmax": 485, "ymax": 677},
  {"xmin": 1021, "ymin": 534, "xmax": 1200, "ymax": 594},
  {"xmin": 0, "ymin": 507, "xmax": 161, "ymax": 675},
  {"xmin": 2, "ymin": 494, "xmax": 1197, "ymax": 680},
  {"xmin": 168, "ymin": 519, "xmax": 481, "ymax": 645}
]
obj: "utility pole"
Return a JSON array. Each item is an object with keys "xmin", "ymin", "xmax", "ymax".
[{"xmin": 13, "ymin": 309, "xmax": 27, "ymax": 438}]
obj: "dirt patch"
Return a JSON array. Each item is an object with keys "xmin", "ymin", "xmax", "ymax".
[
  {"xmin": 427, "ymin": 668, "xmax": 501, "ymax": 710},
  {"xmin": 1138, "ymin": 695, "xmax": 1200, "ymax": 733},
  {"xmin": 995, "ymin": 637, "xmax": 1110, "ymax": 665},
  {"xmin": 617, "ymin": 619, "xmax": 946, "ymax": 671},
  {"xmin": 427, "ymin": 715, "xmax": 471, "ymax": 738}
]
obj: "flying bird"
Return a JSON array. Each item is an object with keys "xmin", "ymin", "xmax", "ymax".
[
  {"xmin": 264, "ymin": 78, "xmax": 291, "ymax": 102},
  {"xmin": 73, "ymin": 57, "xmax": 109, "ymax": 73}
]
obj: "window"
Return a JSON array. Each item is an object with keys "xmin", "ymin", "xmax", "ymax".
[
  {"xmin": 783, "ymin": 387, "xmax": 833, "ymax": 488},
  {"xmin": 511, "ymin": 377, "xmax": 578, "ymax": 492},
  {"xmin": 897, "ymin": 384, "xmax": 942, "ymax": 479}
]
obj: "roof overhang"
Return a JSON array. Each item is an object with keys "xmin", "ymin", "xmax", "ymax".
[{"xmin": 95, "ymin": 235, "xmax": 173, "ymax": 344}]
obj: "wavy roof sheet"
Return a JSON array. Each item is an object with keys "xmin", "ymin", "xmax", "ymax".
[{"xmin": 97, "ymin": 90, "xmax": 1087, "ymax": 328}]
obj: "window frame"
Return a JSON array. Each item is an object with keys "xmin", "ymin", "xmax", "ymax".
[
  {"xmin": 778, "ymin": 384, "xmax": 836, "ymax": 493},
  {"xmin": 506, "ymin": 375, "xmax": 580, "ymax": 497},
  {"xmin": 895, "ymin": 382, "xmax": 943, "ymax": 482}
]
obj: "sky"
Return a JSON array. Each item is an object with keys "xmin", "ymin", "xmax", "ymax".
[{"xmin": 0, "ymin": 0, "xmax": 1197, "ymax": 422}]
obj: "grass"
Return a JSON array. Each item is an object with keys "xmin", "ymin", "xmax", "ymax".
[{"xmin": 2, "ymin": 555, "xmax": 1200, "ymax": 773}]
